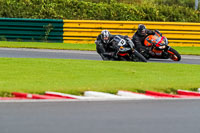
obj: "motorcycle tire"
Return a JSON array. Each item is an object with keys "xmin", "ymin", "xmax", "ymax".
[
  {"xmin": 118, "ymin": 56, "xmax": 128, "ymax": 61},
  {"xmin": 167, "ymin": 48, "xmax": 181, "ymax": 61},
  {"xmin": 132, "ymin": 50, "xmax": 147, "ymax": 62}
]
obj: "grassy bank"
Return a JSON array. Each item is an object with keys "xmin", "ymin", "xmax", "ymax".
[
  {"xmin": 0, "ymin": 41, "xmax": 199, "ymax": 55},
  {"xmin": 0, "ymin": 58, "xmax": 199, "ymax": 97}
]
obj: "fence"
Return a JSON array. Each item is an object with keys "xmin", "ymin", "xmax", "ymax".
[
  {"xmin": 0, "ymin": 18, "xmax": 63, "ymax": 42},
  {"xmin": 63, "ymin": 20, "xmax": 200, "ymax": 46},
  {"xmin": 0, "ymin": 18, "xmax": 200, "ymax": 46}
]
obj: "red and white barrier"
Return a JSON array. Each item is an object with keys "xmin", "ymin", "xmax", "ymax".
[
  {"xmin": 12, "ymin": 92, "xmax": 65, "ymax": 99},
  {"xmin": 1, "ymin": 89, "xmax": 200, "ymax": 101},
  {"xmin": 177, "ymin": 90, "xmax": 200, "ymax": 96},
  {"xmin": 145, "ymin": 91, "xmax": 182, "ymax": 98},
  {"xmin": 117, "ymin": 90, "xmax": 155, "ymax": 99},
  {"xmin": 84, "ymin": 91, "xmax": 124, "ymax": 98},
  {"xmin": 0, "ymin": 97, "xmax": 27, "ymax": 100},
  {"xmin": 145, "ymin": 90, "xmax": 199, "ymax": 98},
  {"xmin": 45, "ymin": 91, "xmax": 89, "ymax": 99}
]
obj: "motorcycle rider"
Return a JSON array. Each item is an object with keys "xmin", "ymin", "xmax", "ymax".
[
  {"xmin": 95, "ymin": 30, "xmax": 134, "ymax": 60},
  {"xmin": 132, "ymin": 24, "xmax": 158, "ymax": 58}
]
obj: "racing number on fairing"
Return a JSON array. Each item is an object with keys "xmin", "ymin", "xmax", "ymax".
[{"xmin": 118, "ymin": 39, "xmax": 126, "ymax": 46}]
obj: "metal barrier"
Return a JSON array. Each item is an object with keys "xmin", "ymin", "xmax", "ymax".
[
  {"xmin": 63, "ymin": 20, "xmax": 200, "ymax": 46},
  {"xmin": 0, "ymin": 18, "xmax": 199, "ymax": 46},
  {"xmin": 0, "ymin": 18, "xmax": 63, "ymax": 42}
]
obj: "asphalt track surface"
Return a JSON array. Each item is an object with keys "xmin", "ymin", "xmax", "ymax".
[
  {"xmin": 0, "ymin": 48, "xmax": 199, "ymax": 64},
  {"xmin": 1, "ymin": 99, "xmax": 200, "ymax": 133},
  {"xmin": 0, "ymin": 48, "xmax": 200, "ymax": 133}
]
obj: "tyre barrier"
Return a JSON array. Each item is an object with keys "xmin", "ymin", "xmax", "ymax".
[{"xmin": 0, "ymin": 90, "xmax": 200, "ymax": 101}]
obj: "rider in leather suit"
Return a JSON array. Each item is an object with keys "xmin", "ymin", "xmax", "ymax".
[
  {"xmin": 131, "ymin": 24, "xmax": 156, "ymax": 57},
  {"xmin": 95, "ymin": 30, "xmax": 134, "ymax": 60}
]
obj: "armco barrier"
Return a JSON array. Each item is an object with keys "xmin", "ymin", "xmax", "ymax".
[
  {"xmin": 63, "ymin": 20, "xmax": 200, "ymax": 46},
  {"xmin": 0, "ymin": 18, "xmax": 63, "ymax": 42},
  {"xmin": 0, "ymin": 18, "xmax": 200, "ymax": 46}
]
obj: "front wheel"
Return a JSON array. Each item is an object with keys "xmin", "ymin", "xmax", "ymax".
[
  {"xmin": 167, "ymin": 48, "xmax": 181, "ymax": 61},
  {"xmin": 132, "ymin": 50, "xmax": 147, "ymax": 62}
]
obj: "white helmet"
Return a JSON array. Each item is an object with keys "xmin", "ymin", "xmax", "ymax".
[{"xmin": 101, "ymin": 30, "xmax": 111, "ymax": 43}]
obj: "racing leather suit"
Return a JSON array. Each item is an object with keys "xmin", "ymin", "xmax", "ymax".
[
  {"xmin": 95, "ymin": 35, "xmax": 134, "ymax": 60},
  {"xmin": 131, "ymin": 29, "xmax": 155, "ymax": 53}
]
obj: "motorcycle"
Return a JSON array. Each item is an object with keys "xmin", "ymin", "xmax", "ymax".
[
  {"xmin": 104, "ymin": 35, "xmax": 147, "ymax": 62},
  {"xmin": 143, "ymin": 31, "xmax": 181, "ymax": 61}
]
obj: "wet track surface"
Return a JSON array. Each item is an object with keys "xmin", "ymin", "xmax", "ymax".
[{"xmin": 0, "ymin": 48, "xmax": 200, "ymax": 133}]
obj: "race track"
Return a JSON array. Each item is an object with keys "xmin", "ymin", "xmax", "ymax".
[
  {"xmin": 0, "ymin": 48, "xmax": 200, "ymax": 133},
  {"xmin": 1, "ymin": 99, "xmax": 200, "ymax": 133},
  {"xmin": 0, "ymin": 48, "xmax": 199, "ymax": 64}
]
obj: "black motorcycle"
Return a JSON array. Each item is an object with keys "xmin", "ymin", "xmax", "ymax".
[{"xmin": 103, "ymin": 36, "xmax": 147, "ymax": 62}]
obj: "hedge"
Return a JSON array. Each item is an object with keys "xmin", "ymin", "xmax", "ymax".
[{"xmin": 0, "ymin": 0, "xmax": 199, "ymax": 22}]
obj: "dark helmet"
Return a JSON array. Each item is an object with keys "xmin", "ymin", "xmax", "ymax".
[
  {"xmin": 137, "ymin": 24, "xmax": 146, "ymax": 36},
  {"xmin": 101, "ymin": 30, "xmax": 111, "ymax": 43}
]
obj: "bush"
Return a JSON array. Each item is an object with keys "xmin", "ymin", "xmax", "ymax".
[
  {"xmin": 154, "ymin": 0, "xmax": 195, "ymax": 8},
  {"xmin": 0, "ymin": 0, "xmax": 199, "ymax": 22}
]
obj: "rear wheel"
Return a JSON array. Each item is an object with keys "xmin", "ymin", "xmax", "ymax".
[
  {"xmin": 132, "ymin": 50, "xmax": 147, "ymax": 62},
  {"xmin": 167, "ymin": 48, "xmax": 181, "ymax": 61}
]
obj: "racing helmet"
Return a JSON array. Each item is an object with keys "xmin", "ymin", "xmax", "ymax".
[
  {"xmin": 137, "ymin": 24, "xmax": 146, "ymax": 36},
  {"xmin": 101, "ymin": 30, "xmax": 111, "ymax": 43}
]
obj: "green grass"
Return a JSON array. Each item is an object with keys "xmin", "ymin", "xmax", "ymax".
[
  {"xmin": 172, "ymin": 46, "xmax": 200, "ymax": 55},
  {"xmin": 0, "ymin": 41, "xmax": 199, "ymax": 97},
  {"xmin": 0, "ymin": 58, "xmax": 199, "ymax": 97},
  {"xmin": 0, "ymin": 41, "xmax": 96, "ymax": 51},
  {"xmin": 0, "ymin": 41, "xmax": 200, "ymax": 55}
]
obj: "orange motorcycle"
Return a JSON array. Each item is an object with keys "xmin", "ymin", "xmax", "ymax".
[{"xmin": 143, "ymin": 31, "xmax": 181, "ymax": 61}]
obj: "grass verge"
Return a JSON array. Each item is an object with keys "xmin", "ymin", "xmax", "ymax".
[
  {"xmin": 0, "ymin": 41, "xmax": 199, "ymax": 55},
  {"xmin": 0, "ymin": 58, "xmax": 199, "ymax": 97},
  {"xmin": 172, "ymin": 46, "xmax": 200, "ymax": 55},
  {"xmin": 0, "ymin": 41, "xmax": 96, "ymax": 51}
]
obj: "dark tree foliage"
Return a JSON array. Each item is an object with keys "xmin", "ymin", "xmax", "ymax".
[{"xmin": 0, "ymin": 0, "xmax": 199, "ymax": 22}]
